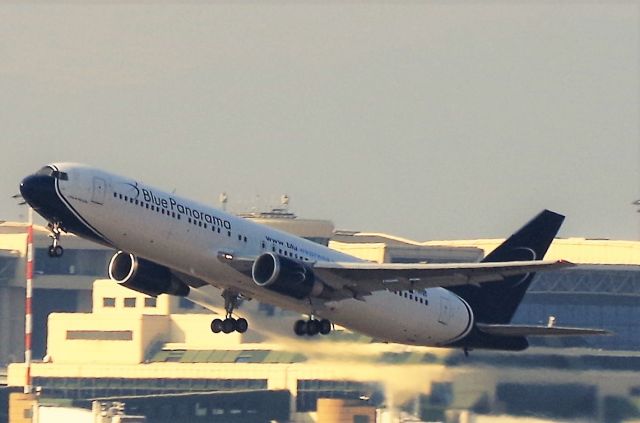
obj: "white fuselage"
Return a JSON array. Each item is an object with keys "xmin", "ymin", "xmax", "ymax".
[{"xmin": 48, "ymin": 163, "xmax": 473, "ymax": 346}]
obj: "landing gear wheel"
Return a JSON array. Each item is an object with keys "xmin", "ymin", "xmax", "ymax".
[
  {"xmin": 47, "ymin": 245, "xmax": 64, "ymax": 258},
  {"xmin": 222, "ymin": 317, "xmax": 236, "ymax": 334},
  {"xmin": 47, "ymin": 222, "xmax": 64, "ymax": 258},
  {"xmin": 236, "ymin": 318, "xmax": 248, "ymax": 334},
  {"xmin": 306, "ymin": 319, "xmax": 320, "ymax": 336},
  {"xmin": 294, "ymin": 320, "xmax": 307, "ymax": 336},
  {"xmin": 211, "ymin": 318, "xmax": 223, "ymax": 333},
  {"xmin": 319, "ymin": 319, "xmax": 332, "ymax": 335}
]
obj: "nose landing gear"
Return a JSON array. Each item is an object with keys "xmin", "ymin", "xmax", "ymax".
[
  {"xmin": 210, "ymin": 290, "xmax": 249, "ymax": 334},
  {"xmin": 47, "ymin": 222, "xmax": 64, "ymax": 258}
]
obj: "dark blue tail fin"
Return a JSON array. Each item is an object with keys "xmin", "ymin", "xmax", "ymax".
[{"xmin": 448, "ymin": 210, "xmax": 565, "ymax": 324}]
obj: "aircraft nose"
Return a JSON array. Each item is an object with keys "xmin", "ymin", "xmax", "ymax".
[{"xmin": 20, "ymin": 174, "xmax": 55, "ymax": 211}]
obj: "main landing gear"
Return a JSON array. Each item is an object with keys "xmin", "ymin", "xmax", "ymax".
[
  {"xmin": 294, "ymin": 317, "xmax": 332, "ymax": 337},
  {"xmin": 47, "ymin": 222, "xmax": 64, "ymax": 258},
  {"xmin": 210, "ymin": 290, "xmax": 248, "ymax": 334}
]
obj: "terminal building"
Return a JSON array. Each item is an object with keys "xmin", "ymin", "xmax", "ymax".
[{"xmin": 2, "ymin": 211, "xmax": 640, "ymax": 422}]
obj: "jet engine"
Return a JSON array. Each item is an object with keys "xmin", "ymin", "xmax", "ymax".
[
  {"xmin": 252, "ymin": 252, "xmax": 324, "ymax": 300},
  {"xmin": 108, "ymin": 251, "xmax": 190, "ymax": 297}
]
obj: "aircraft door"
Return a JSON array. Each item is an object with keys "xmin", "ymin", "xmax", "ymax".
[
  {"xmin": 438, "ymin": 295, "xmax": 452, "ymax": 325},
  {"xmin": 91, "ymin": 177, "xmax": 107, "ymax": 205}
]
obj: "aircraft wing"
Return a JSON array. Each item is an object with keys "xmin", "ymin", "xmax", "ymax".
[
  {"xmin": 476, "ymin": 323, "xmax": 612, "ymax": 337},
  {"xmin": 312, "ymin": 259, "xmax": 573, "ymax": 299}
]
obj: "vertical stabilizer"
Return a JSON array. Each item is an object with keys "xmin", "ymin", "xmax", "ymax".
[{"xmin": 448, "ymin": 210, "xmax": 565, "ymax": 324}]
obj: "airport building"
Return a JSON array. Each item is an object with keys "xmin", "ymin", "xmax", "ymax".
[{"xmin": 2, "ymin": 212, "xmax": 640, "ymax": 422}]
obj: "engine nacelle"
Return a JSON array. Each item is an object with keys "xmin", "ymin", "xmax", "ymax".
[
  {"xmin": 108, "ymin": 251, "xmax": 190, "ymax": 297},
  {"xmin": 252, "ymin": 252, "xmax": 324, "ymax": 300}
]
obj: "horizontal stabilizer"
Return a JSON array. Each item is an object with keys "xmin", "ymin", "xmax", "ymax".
[{"xmin": 476, "ymin": 323, "xmax": 612, "ymax": 337}]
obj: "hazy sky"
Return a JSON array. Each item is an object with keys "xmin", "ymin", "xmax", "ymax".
[{"xmin": 1, "ymin": 2, "xmax": 638, "ymax": 241}]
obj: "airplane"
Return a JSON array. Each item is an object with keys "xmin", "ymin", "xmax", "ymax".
[{"xmin": 19, "ymin": 163, "xmax": 608, "ymax": 352}]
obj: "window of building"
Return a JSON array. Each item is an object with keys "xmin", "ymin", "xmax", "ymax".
[
  {"xmin": 124, "ymin": 297, "xmax": 137, "ymax": 308},
  {"xmin": 66, "ymin": 330, "xmax": 133, "ymax": 341},
  {"xmin": 144, "ymin": 297, "xmax": 157, "ymax": 308},
  {"xmin": 103, "ymin": 297, "xmax": 116, "ymax": 308}
]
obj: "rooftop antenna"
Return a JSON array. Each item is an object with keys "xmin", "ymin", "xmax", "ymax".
[
  {"xmin": 219, "ymin": 192, "xmax": 228, "ymax": 212},
  {"xmin": 281, "ymin": 194, "xmax": 290, "ymax": 210},
  {"xmin": 634, "ymin": 200, "xmax": 640, "ymax": 239}
]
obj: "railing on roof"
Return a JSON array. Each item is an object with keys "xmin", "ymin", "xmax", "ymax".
[{"xmin": 530, "ymin": 269, "xmax": 640, "ymax": 297}]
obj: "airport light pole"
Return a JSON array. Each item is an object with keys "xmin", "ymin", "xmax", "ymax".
[
  {"xmin": 12, "ymin": 195, "xmax": 34, "ymax": 394},
  {"xmin": 24, "ymin": 206, "xmax": 34, "ymax": 395}
]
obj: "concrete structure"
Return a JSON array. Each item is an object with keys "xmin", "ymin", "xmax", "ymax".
[
  {"xmin": 0, "ymin": 222, "xmax": 113, "ymax": 366},
  {"xmin": 3, "ymin": 219, "xmax": 640, "ymax": 422},
  {"xmin": 7, "ymin": 393, "xmax": 35, "ymax": 423},
  {"xmin": 240, "ymin": 208, "xmax": 335, "ymax": 246},
  {"xmin": 5, "ymin": 278, "xmax": 640, "ymax": 422},
  {"xmin": 316, "ymin": 399, "xmax": 376, "ymax": 423}
]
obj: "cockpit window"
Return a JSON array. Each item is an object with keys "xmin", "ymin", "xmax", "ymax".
[
  {"xmin": 53, "ymin": 171, "xmax": 69, "ymax": 180},
  {"xmin": 36, "ymin": 166, "xmax": 55, "ymax": 176},
  {"xmin": 35, "ymin": 167, "xmax": 68, "ymax": 180}
]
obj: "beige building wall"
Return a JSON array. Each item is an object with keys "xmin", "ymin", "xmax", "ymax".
[
  {"xmin": 424, "ymin": 238, "xmax": 640, "ymax": 265},
  {"xmin": 47, "ymin": 313, "xmax": 169, "ymax": 365},
  {"xmin": 329, "ymin": 242, "xmax": 387, "ymax": 263},
  {"xmin": 317, "ymin": 399, "xmax": 377, "ymax": 423},
  {"xmin": 0, "ymin": 223, "xmax": 113, "ymax": 366},
  {"xmin": 8, "ymin": 393, "xmax": 36, "ymax": 423}
]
